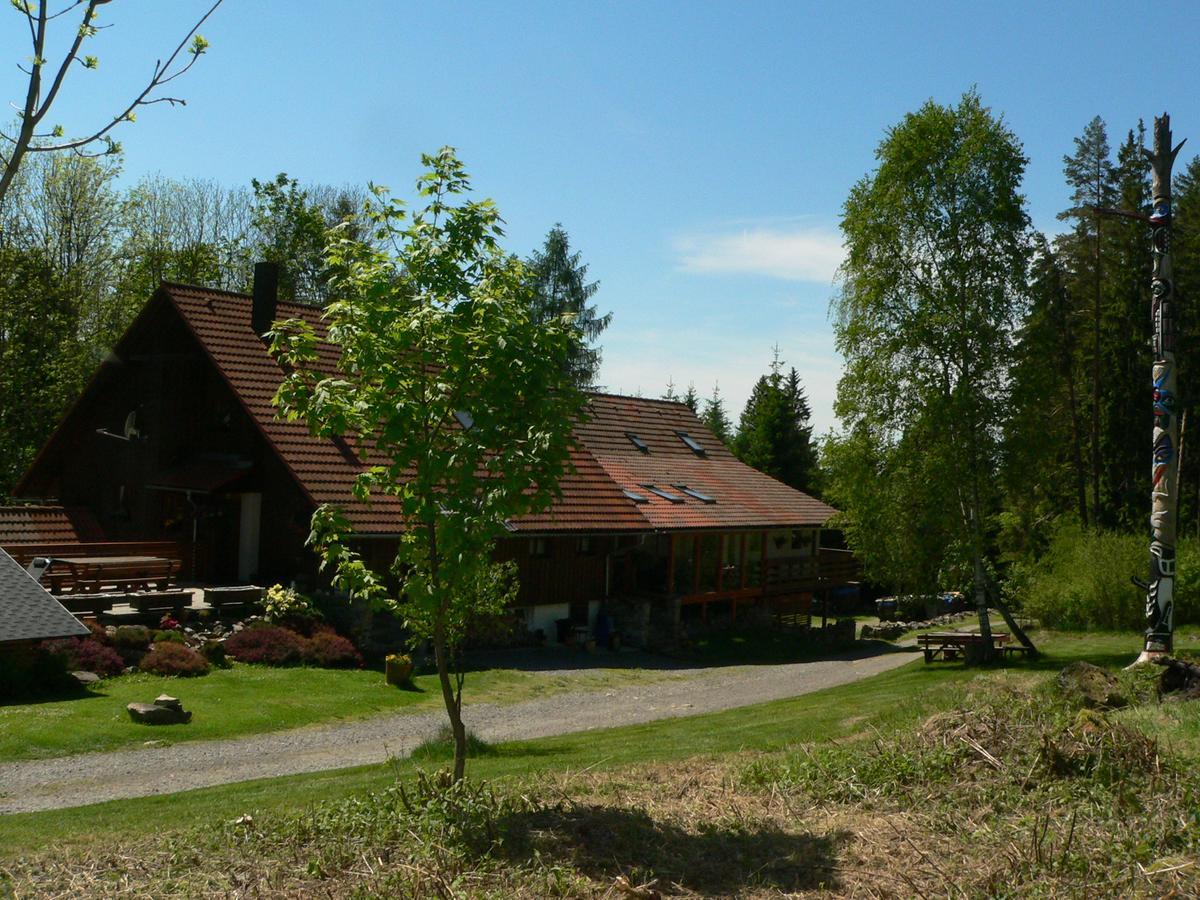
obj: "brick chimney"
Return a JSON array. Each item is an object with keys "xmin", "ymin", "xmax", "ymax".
[{"xmin": 251, "ymin": 261, "xmax": 279, "ymax": 338}]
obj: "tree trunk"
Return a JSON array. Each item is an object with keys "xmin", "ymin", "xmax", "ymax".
[
  {"xmin": 433, "ymin": 621, "xmax": 468, "ymax": 782},
  {"xmin": 1137, "ymin": 113, "xmax": 1186, "ymax": 661},
  {"xmin": 1067, "ymin": 372, "xmax": 1089, "ymax": 527}
]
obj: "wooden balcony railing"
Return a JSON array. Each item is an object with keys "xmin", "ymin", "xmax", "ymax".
[{"xmin": 818, "ymin": 548, "xmax": 861, "ymax": 586}]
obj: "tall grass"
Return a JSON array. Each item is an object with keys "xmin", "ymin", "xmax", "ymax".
[{"xmin": 1012, "ymin": 523, "xmax": 1200, "ymax": 630}]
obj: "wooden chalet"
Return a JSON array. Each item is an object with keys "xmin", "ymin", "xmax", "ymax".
[{"xmin": 4, "ymin": 273, "xmax": 858, "ymax": 646}]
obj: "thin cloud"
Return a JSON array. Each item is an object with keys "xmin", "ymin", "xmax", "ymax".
[{"xmin": 674, "ymin": 226, "xmax": 845, "ymax": 283}]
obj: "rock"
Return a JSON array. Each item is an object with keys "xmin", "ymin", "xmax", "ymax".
[
  {"xmin": 127, "ymin": 696, "xmax": 192, "ymax": 725},
  {"xmin": 1056, "ymin": 661, "xmax": 1127, "ymax": 710},
  {"xmin": 142, "ymin": 740, "xmax": 167, "ymax": 748},
  {"xmin": 71, "ymin": 670, "xmax": 100, "ymax": 686}
]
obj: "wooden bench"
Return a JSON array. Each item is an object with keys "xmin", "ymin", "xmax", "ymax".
[{"xmin": 918, "ymin": 631, "xmax": 1010, "ymax": 663}]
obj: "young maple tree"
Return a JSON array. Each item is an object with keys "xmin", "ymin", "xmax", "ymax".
[{"xmin": 271, "ymin": 148, "xmax": 585, "ymax": 781}]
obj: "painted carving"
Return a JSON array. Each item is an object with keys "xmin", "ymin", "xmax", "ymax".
[{"xmin": 1141, "ymin": 113, "xmax": 1186, "ymax": 655}]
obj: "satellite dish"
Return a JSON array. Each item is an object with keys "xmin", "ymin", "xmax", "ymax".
[{"xmin": 96, "ymin": 409, "xmax": 145, "ymax": 442}]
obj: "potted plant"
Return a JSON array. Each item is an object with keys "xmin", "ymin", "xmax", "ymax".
[{"xmin": 385, "ymin": 653, "xmax": 414, "ymax": 687}]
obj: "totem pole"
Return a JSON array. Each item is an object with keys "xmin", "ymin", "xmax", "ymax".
[{"xmin": 1138, "ymin": 113, "xmax": 1186, "ymax": 661}]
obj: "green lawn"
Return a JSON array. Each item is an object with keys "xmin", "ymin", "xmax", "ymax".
[
  {"xmin": 0, "ymin": 628, "xmax": 1156, "ymax": 857},
  {"xmin": 0, "ymin": 661, "xmax": 676, "ymax": 762}
]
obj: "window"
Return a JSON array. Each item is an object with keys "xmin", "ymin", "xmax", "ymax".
[
  {"xmin": 529, "ymin": 537, "xmax": 549, "ymax": 558},
  {"xmin": 622, "ymin": 488, "xmax": 649, "ymax": 504},
  {"xmin": 453, "ymin": 410, "xmax": 475, "ymax": 430},
  {"xmin": 643, "ymin": 484, "xmax": 685, "ymax": 503},
  {"xmin": 676, "ymin": 431, "xmax": 706, "ymax": 457},
  {"xmin": 626, "ymin": 432, "xmax": 649, "ymax": 453},
  {"xmin": 674, "ymin": 484, "xmax": 716, "ymax": 504}
]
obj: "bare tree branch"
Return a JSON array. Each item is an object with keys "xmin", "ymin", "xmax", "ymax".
[{"xmin": 0, "ymin": 0, "xmax": 223, "ymax": 207}]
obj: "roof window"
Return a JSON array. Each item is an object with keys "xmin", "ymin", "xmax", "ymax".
[
  {"xmin": 626, "ymin": 432, "xmax": 649, "ymax": 453},
  {"xmin": 676, "ymin": 431, "xmax": 706, "ymax": 457},
  {"xmin": 622, "ymin": 488, "xmax": 649, "ymax": 504},
  {"xmin": 674, "ymin": 484, "xmax": 716, "ymax": 504},
  {"xmin": 643, "ymin": 484, "xmax": 685, "ymax": 504}
]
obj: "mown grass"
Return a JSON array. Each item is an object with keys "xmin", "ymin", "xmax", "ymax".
[
  {"xmin": 0, "ymin": 661, "xmax": 678, "ymax": 763},
  {"xmin": 0, "ymin": 629, "xmax": 1149, "ymax": 858}
]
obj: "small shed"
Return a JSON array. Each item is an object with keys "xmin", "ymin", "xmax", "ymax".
[{"xmin": 0, "ymin": 548, "xmax": 89, "ymax": 645}]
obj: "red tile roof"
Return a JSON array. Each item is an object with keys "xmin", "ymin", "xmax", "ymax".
[
  {"xmin": 162, "ymin": 283, "xmax": 835, "ymax": 534},
  {"xmin": 0, "ymin": 505, "xmax": 104, "ymax": 546}
]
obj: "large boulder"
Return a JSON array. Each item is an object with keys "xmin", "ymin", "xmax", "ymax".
[
  {"xmin": 127, "ymin": 694, "xmax": 192, "ymax": 725},
  {"xmin": 1056, "ymin": 661, "xmax": 1127, "ymax": 710}
]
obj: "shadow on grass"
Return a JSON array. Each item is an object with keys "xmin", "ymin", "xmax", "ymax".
[
  {"xmin": 459, "ymin": 634, "xmax": 916, "ymax": 675},
  {"xmin": 0, "ymin": 685, "xmax": 104, "ymax": 708},
  {"xmin": 498, "ymin": 803, "xmax": 849, "ymax": 894}
]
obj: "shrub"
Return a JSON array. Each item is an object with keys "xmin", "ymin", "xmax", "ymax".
[
  {"xmin": 86, "ymin": 621, "xmax": 111, "ymax": 645},
  {"xmin": 262, "ymin": 584, "xmax": 323, "ymax": 632},
  {"xmin": 112, "ymin": 625, "xmax": 152, "ymax": 650},
  {"xmin": 225, "ymin": 625, "xmax": 308, "ymax": 666},
  {"xmin": 42, "ymin": 637, "xmax": 125, "ymax": 678},
  {"xmin": 152, "ymin": 629, "xmax": 186, "ymax": 644},
  {"xmin": 0, "ymin": 644, "xmax": 76, "ymax": 698},
  {"xmin": 201, "ymin": 639, "xmax": 227, "ymax": 667},
  {"xmin": 140, "ymin": 642, "xmax": 209, "ymax": 677},
  {"xmin": 1012, "ymin": 523, "xmax": 1200, "ymax": 630},
  {"xmin": 305, "ymin": 629, "xmax": 362, "ymax": 669}
]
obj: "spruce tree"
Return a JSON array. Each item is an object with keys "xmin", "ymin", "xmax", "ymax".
[
  {"xmin": 682, "ymin": 382, "xmax": 700, "ymax": 413},
  {"xmin": 701, "ymin": 383, "xmax": 732, "ymax": 443},
  {"xmin": 527, "ymin": 225, "xmax": 611, "ymax": 388},
  {"xmin": 732, "ymin": 354, "xmax": 818, "ymax": 493},
  {"xmin": 1057, "ymin": 116, "xmax": 1116, "ymax": 525}
]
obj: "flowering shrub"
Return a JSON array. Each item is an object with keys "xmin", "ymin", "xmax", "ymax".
[
  {"xmin": 159, "ymin": 615, "xmax": 181, "ymax": 631},
  {"xmin": 305, "ymin": 629, "xmax": 363, "ymax": 669},
  {"xmin": 261, "ymin": 584, "xmax": 322, "ymax": 631},
  {"xmin": 140, "ymin": 642, "xmax": 209, "ymax": 677},
  {"xmin": 225, "ymin": 625, "xmax": 308, "ymax": 666}
]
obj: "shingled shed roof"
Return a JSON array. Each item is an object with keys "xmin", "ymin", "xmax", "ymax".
[
  {"xmin": 155, "ymin": 283, "xmax": 835, "ymax": 534},
  {"xmin": 0, "ymin": 548, "xmax": 89, "ymax": 644}
]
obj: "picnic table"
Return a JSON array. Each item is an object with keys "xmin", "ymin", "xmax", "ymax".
[
  {"xmin": 918, "ymin": 630, "xmax": 1021, "ymax": 663},
  {"xmin": 46, "ymin": 555, "xmax": 179, "ymax": 595}
]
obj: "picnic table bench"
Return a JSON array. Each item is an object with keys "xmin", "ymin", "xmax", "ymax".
[
  {"xmin": 46, "ymin": 555, "xmax": 179, "ymax": 595},
  {"xmin": 918, "ymin": 630, "xmax": 1030, "ymax": 663}
]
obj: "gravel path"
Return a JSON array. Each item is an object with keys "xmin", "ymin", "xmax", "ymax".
[{"xmin": 0, "ymin": 645, "xmax": 918, "ymax": 814}]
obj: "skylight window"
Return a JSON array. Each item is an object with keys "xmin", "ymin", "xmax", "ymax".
[
  {"xmin": 674, "ymin": 484, "xmax": 716, "ymax": 504},
  {"xmin": 643, "ymin": 484, "xmax": 685, "ymax": 504},
  {"xmin": 676, "ymin": 431, "xmax": 706, "ymax": 457},
  {"xmin": 453, "ymin": 410, "xmax": 475, "ymax": 430},
  {"xmin": 622, "ymin": 488, "xmax": 649, "ymax": 504},
  {"xmin": 626, "ymin": 432, "xmax": 649, "ymax": 453}
]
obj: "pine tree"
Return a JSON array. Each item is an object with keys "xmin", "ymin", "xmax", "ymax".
[
  {"xmin": 662, "ymin": 377, "xmax": 678, "ymax": 401},
  {"xmin": 701, "ymin": 383, "xmax": 732, "ymax": 443},
  {"xmin": 527, "ymin": 225, "xmax": 611, "ymax": 388}
]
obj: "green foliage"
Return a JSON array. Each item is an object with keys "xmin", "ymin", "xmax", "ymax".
[
  {"xmin": 410, "ymin": 725, "xmax": 498, "ymax": 761},
  {"xmin": 272, "ymin": 148, "xmax": 586, "ymax": 778},
  {"xmin": 247, "ymin": 173, "xmax": 337, "ymax": 305},
  {"xmin": 1010, "ymin": 524, "xmax": 1200, "ymax": 630},
  {"xmin": 526, "ymin": 224, "xmax": 610, "ymax": 388},
  {"xmin": 830, "ymin": 89, "xmax": 1031, "ymax": 594},
  {"xmin": 260, "ymin": 583, "xmax": 322, "ymax": 627},
  {"xmin": 732, "ymin": 351, "xmax": 819, "ymax": 494},
  {"xmin": 699, "ymin": 382, "xmax": 732, "ymax": 444}
]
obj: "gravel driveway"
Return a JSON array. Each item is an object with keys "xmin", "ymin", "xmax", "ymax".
[{"xmin": 0, "ymin": 644, "xmax": 917, "ymax": 815}]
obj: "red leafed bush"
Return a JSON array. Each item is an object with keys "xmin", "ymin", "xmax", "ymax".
[
  {"xmin": 86, "ymin": 621, "xmax": 111, "ymax": 645},
  {"xmin": 41, "ymin": 637, "xmax": 125, "ymax": 678},
  {"xmin": 224, "ymin": 625, "xmax": 307, "ymax": 666},
  {"xmin": 140, "ymin": 642, "xmax": 210, "ymax": 677},
  {"xmin": 304, "ymin": 629, "xmax": 363, "ymax": 669}
]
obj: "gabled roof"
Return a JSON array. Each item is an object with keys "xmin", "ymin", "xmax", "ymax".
[
  {"xmin": 40, "ymin": 283, "xmax": 836, "ymax": 535},
  {"xmin": 0, "ymin": 548, "xmax": 89, "ymax": 644}
]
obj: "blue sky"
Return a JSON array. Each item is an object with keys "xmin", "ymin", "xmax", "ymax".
[{"xmin": 5, "ymin": 1, "xmax": 1200, "ymax": 432}]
